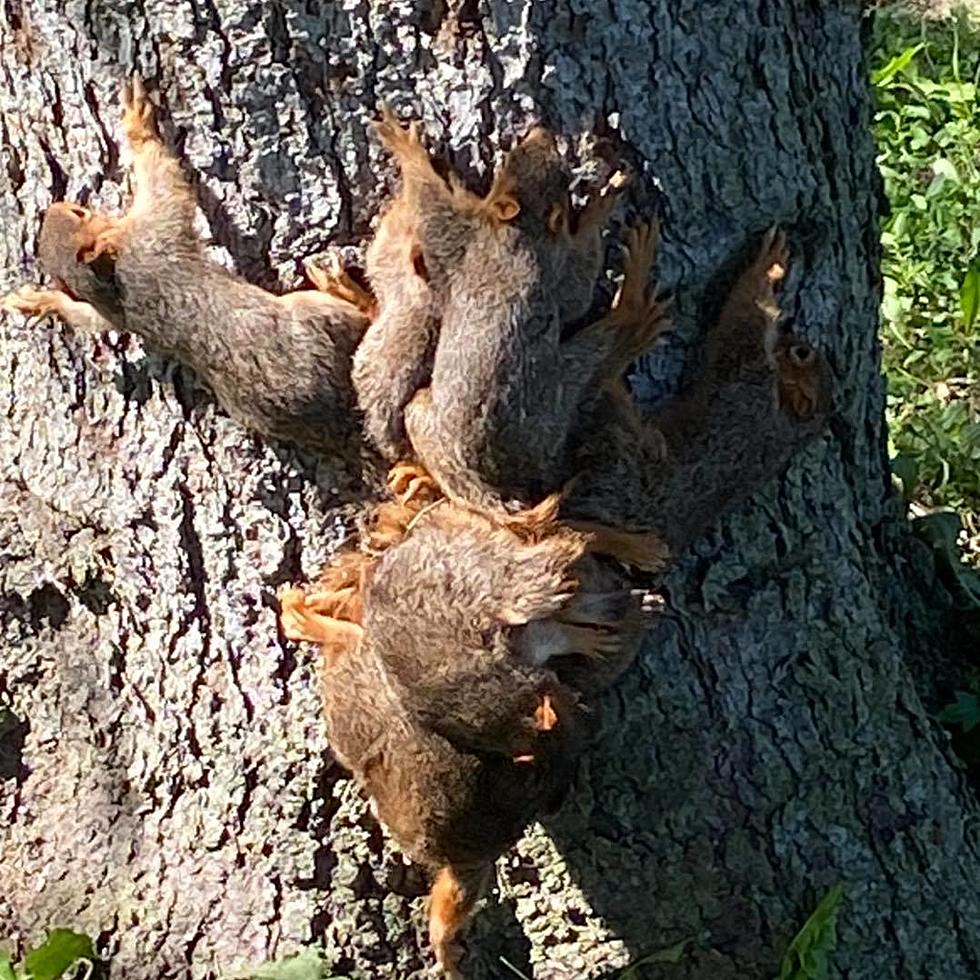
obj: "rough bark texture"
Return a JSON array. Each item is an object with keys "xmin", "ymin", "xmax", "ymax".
[{"xmin": 1, "ymin": 2, "xmax": 978, "ymax": 978}]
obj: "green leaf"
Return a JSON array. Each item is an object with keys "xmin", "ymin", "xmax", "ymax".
[
  {"xmin": 0, "ymin": 950, "xmax": 17, "ymax": 980},
  {"xmin": 777, "ymin": 885, "xmax": 844, "ymax": 980},
  {"xmin": 939, "ymin": 692, "xmax": 980, "ymax": 734},
  {"xmin": 932, "ymin": 158, "xmax": 960, "ymax": 183},
  {"xmin": 890, "ymin": 455, "xmax": 919, "ymax": 500},
  {"xmin": 961, "ymin": 263, "xmax": 980, "ymax": 330},
  {"xmin": 617, "ymin": 939, "xmax": 691, "ymax": 977},
  {"xmin": 872, "ymin": 42, "xmax": 925, "ymax": 86},
  {"xmin": 226, "ymin": 948, "xmax": 343, "ymax": 980},
  {"xmin": 22, "ymin": 930, "xmax": 94, "ymax": 980}
]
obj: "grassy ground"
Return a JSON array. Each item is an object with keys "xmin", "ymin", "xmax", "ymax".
[{"xmin": 871, "ymin": 4, "xmax": 980, "ymax": 560}]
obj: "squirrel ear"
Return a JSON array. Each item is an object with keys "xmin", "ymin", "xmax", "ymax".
[
  {"xmin": 547, "ymin": 202, "xmax": 568, "ymax": 234},
  {"xmin": 491, "ymin": 195, "xmax": 521, "ymax": 222}
]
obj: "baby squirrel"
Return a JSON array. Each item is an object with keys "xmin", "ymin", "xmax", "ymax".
[
  {"xmin": 352, "ymin": 106, "xmax": 667, "ymax": 511},
  {"xmin": 564, "ymin": 227, "xmax": 833, "ymax": 560},
  {"xmin": 279, "ymin": 485, "xmax": 653, "ymax": 977},
  {"xmin": 352, "ymin": 105, "xmax": 633, "ymax": 465},
  {"xmin": 2, "ymin": 76, "xmax": 370, "ymax": 458},
  {"xmin": 280, "ymin": 497, "xmax": 637, "ymax": 977},
  {"xmin": 279, "ymin": 231, "xmax": 832, "ymax": 976}
]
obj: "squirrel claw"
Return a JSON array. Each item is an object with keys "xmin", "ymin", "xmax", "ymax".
[
  {"xmin": 304, "ymin": 255, "xmax": 377, "ymax": 316},
  {"xmin": 387, "ymin": 460, "xmax": 440, "ymax": 505}
]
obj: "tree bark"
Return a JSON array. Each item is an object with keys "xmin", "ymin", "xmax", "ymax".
[{"xmin": 1, "ymin": 2, "xmax": 978, "ymax": 978}]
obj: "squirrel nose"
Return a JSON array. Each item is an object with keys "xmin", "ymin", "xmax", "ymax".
[{"xmin": 46, "ymin": 201, "xmax": 88, "ymax": 224}]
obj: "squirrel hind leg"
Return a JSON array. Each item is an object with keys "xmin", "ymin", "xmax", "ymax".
[
  {"xmin": 565, "ymin": 520, "xmax": 671, "ymax": 573},
  {"xmin": 304, "ymin": 254, "xmax": 378, "ymax": 318},
  {"xmin": 428, "ymin": 864, "xmax": 492, "ymax": 979},
  {"xmin": 278, "ymin": 587, "xmax": 363, "ymax": 662}
]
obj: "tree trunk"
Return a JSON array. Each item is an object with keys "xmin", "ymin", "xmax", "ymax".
[{"xmin": 1, "ymin": 2, "xmax": 977, "ymax": 978}]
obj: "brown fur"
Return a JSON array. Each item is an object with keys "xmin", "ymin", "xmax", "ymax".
[
  {"xmin": 563, "ymin": 227, "xmax": 833, "ymax": 553},
  {"xmin": 279, "ymin": 488, "xmax": 595, "ymax": 976},
  {"xmin": 352, "ymin": 106, "xmax": 651, "ymax": 515},
  {"xmin": 2, "ymin": 76, "xmax": 370, "ymax": 459}
]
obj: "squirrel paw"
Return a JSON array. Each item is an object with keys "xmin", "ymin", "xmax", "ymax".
[
  {"xmin": 749, "ymin": 226, "xmax": 789, "ymax": 314},
  {"xmin": 305, "ymin": 584, "xmax": 361, "ymax": 622},
  {"xmin": 577, "ymin": 168, "xmax": 632, "ymax": 233},
  {"xmin": 612, "ymin": 220, "xmax": 660, "ymax": 318},
  {"xmin": 372, "ymin": 102, "xmax": 427, "ymax": 163},
  {"xmin": 304, "ymin": 254, "xmax": 377, "ymax": 317},
  {"xmin": 78, "ymin": 223, "xmax": 125, "ymax": 264},
  {"xmin": 755, "ymin": 225, "xmax": 789, "ymax": 283},
  {"xmin": 121, "ymin": 73, "xmax": 158, "ymax": 148},
  {"xmin": 278, "ymin": 587, "xmax": 363, "ymax": 658},
  {"xmin": 1, "ymin": 286, "xmax": 65, "ymax": 319},
  {"xmin": 556, "ymin": 622, "xmax": 623, "ymax": 659},
  {"xmin": 387, "ymin": 460, "xmax": 441, "ymax": 506},
  {"xmin": 607, "ymin": 220, "xmax": 673, "ymax": 363}
]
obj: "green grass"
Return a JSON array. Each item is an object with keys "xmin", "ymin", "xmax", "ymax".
[{"xmin": 871, "ymin": 6, "xmax": 980, "ymax": 558}]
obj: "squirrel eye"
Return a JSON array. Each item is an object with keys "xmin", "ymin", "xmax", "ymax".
[{"xmin": 790, "ymin": 344, "xmax": 815, "ymax": 366}]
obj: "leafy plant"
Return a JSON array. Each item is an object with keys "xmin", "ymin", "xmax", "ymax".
[
  {"xmin": 939, "ymin": 690, "xmax": 980, "ymax": 733},
  {"xmin": 776, "ymin": 885, "xmax": 844, "ymax": 980},
  {"xmin": 0, "ymin": 930, "xmax": 95, "ymax": 980},
  {"xmin": 222, "ymin": 947, "xmax": 349, "ymax": 980},
  {"xmin": 872, "ymin": 9, "xmax": 980, "ymax": 553}
]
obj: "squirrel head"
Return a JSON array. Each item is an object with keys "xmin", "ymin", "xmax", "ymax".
[
  {"xmin": 774, "ymin": 334, "xmax": 834, "ymax": 420},
  {"xmin": 484, "ymin": 126, "xmax": 572, "ymax": 237},
  {"xmin": 38, "ymin": 202, "xmax": 123, "ymax": 319}
]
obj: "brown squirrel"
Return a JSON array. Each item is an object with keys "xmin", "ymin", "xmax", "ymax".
[
  {"xmin": 279, "ymin": 482, "xmax": 654, "ymax": 977},
  {"xmin": 351, "ymin": 106, "xmax": 666, "ymax": 510},
  {"xmin": 563, "ymin": 227, "xmax": 833, "ymax": 561},
  {"xmin": 277, "ymin": 223, "xmax": 830, "ymax": 970},
  {"xmin": 349, "ymin": 110, "xmax": 440, "ymax": 463},
  {"xmin": 1, "ymin": 76, "xmax": 370, "ymax": 458},
  {"xmin": 279, "ymin": 495, "xmax": 644, "ymax": 978}
]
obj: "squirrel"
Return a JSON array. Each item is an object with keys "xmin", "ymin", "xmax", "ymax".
[
  {"xmin": 351, "ymin": 106, "xmax": 667, "ymax": 512},
  {"xmin": 278, "ymin": 230, "xmax": 833, "ymax": 975},
  {"xmin": 349, "ymin": 110, "xmax": 440, "ymax": 463},
  {"xmin": 562, "ymin": 227, "xmax": 833, "ymax": 564},
  {"xmin": 2, "ymin": 75, "xmax": 371, "ymax": 459},
  {"xmin": 279, "ymin": 488, "xmax": 653, "ymax": 977},
  {"xmin": 279, "ymin": 504, "xmax": 608, "ymax": 978}
]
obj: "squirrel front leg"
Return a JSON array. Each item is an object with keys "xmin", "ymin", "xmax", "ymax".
[
  {"xmin": 705, "ymin": 226, "xmax": 789, "ymax": 380},
  {"xmin": 1, "ymin": 286, "xmax": 114, "ymax": 334},
  {"xmin": 86, "ymin": 74, "xmax": 197, "ymax": 263},
  {"xmin": 557, "ymin": 221, "xmax": 671, "ymax": 406},
  {"xmin": 373, "ymin": 104, "xmax": 459, "ymax": 214}
]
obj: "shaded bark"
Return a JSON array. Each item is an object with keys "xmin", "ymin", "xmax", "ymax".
[{"xmin": 1, "ymin": 2, "xmax": 977, "ymax": 978}]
